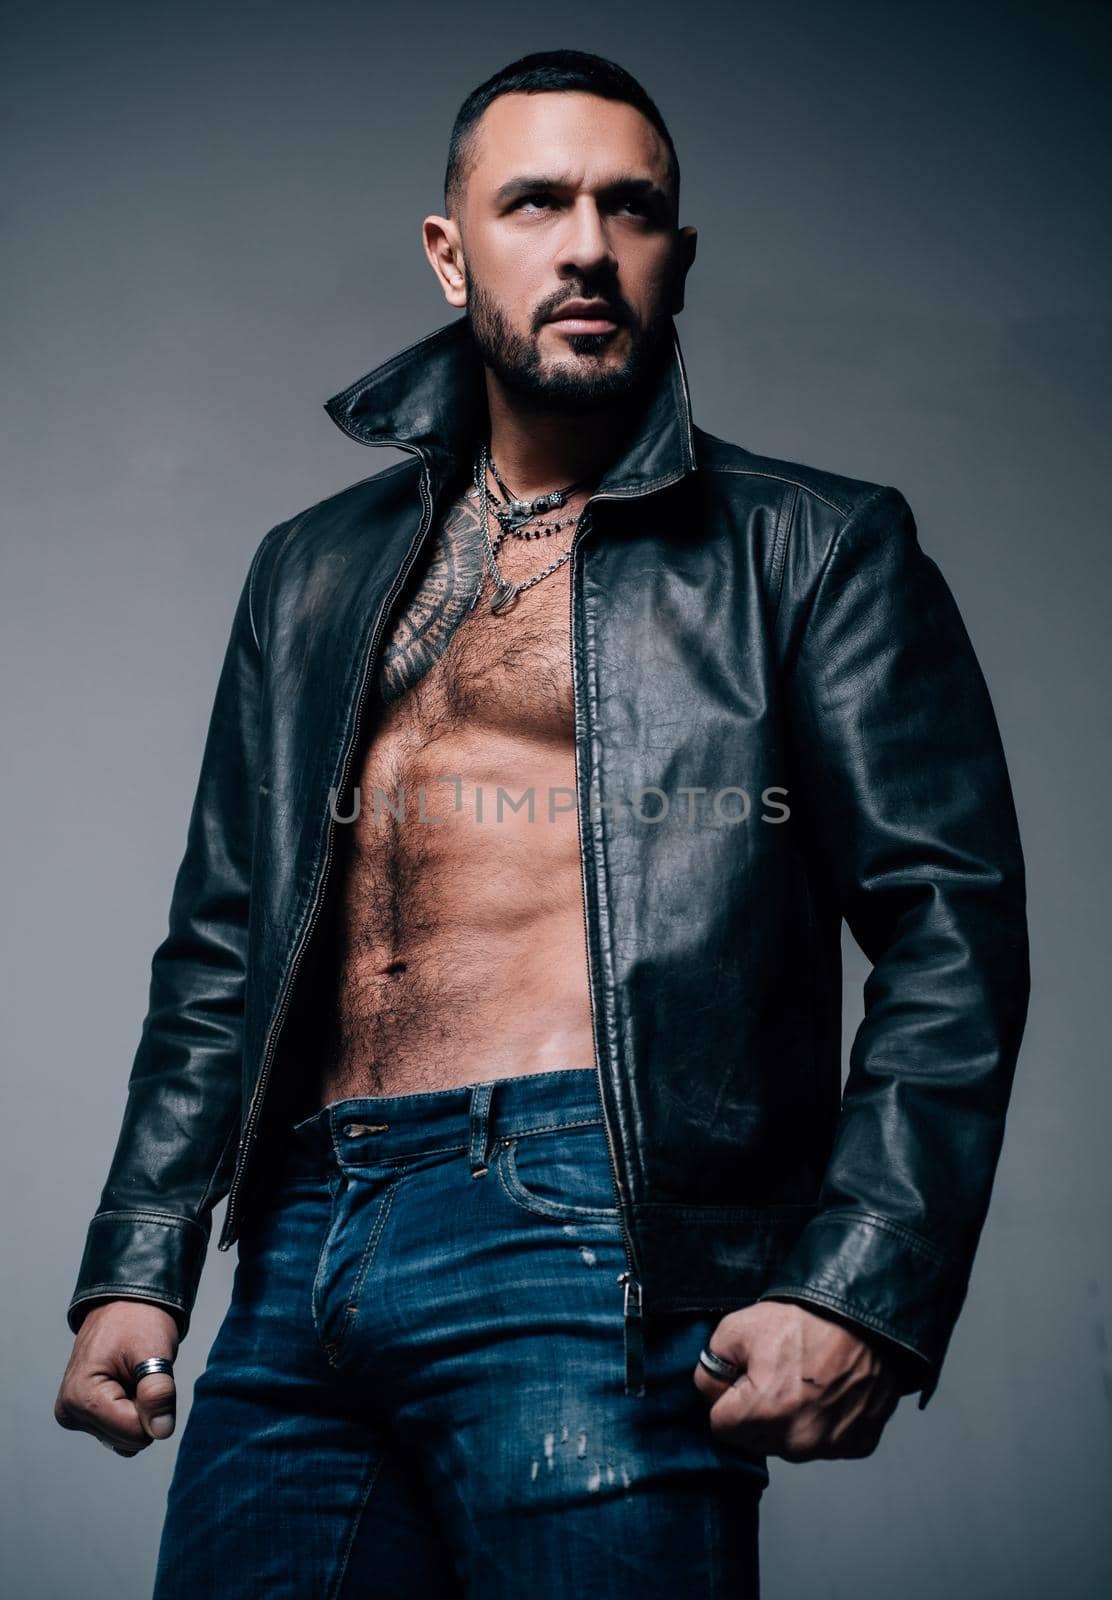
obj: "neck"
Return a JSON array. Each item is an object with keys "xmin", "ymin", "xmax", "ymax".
[{"xmin": 482, "ymin": 376, "xmax": 644, "ymax": 501}]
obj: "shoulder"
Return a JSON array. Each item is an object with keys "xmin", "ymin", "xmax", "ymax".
[
  {"xmin": 691, "ymin": 425, "xmax": 894, "ymax": 525},
  {"xmin": 238, "ymin": 455, "xmax": 424, "ymax": 648},
  {"xmin": 261, "ymin": 455, "xmax": 421, "ymax": 551},
  {"xmin": 248, "ymin": 453, "xmax": 422, "ymax": 574},
  {"xmin": 690, "ymin": 428, "xmax": 920, "ymax": 622}
]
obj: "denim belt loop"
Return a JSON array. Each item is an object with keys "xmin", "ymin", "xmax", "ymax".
[
  {"xmin": 326, "ymin": 1105, "xmax": 345, "ymax": 1168},
  {"xmin": 468, "ymin": 1081, "xmax": 495, "ymax": 1177}
]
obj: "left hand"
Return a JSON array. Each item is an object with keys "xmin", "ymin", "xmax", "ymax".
[{"xmin": 692, "ymin": 1300, "xmax": 901, "ymax": 1462}]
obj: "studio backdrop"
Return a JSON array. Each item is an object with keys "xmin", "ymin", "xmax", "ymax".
[{"xmin": 4, "ymin": 3, "xmax": 1109, "ymax": 1597}]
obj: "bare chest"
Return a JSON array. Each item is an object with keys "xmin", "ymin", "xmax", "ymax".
[
  {"xmin": 361, "ymin": 488, "xmax": 577, "ymax": 760},
  {"xmin": 305, "ymin": 487, "xmax": 593, "ymax": 1098}
]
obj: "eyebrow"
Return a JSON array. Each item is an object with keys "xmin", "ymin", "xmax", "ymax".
[{"xmin": 493, "ymin": 173, "xmax": 671, "ymax": 209}]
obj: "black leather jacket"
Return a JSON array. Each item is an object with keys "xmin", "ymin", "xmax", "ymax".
[{"xmin": 67, "ymin": 315, "xmax": 1030, "ymax": 1408}]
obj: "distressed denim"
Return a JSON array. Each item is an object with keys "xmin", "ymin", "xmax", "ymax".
[{"xmin": 152, "ymin": 1068, "xmax": 768, "ymax": 1598}]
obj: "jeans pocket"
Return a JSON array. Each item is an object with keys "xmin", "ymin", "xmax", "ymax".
[{"xmin": 496, "ymin": 1119, "xmax": 622, "ymax": 1222}]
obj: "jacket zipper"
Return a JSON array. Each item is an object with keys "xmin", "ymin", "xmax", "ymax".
[
  {"xmin": 569, "ymin": 465, "xmax": 694, "ymax": 1397},
  {"xmin": 569, "ymin": 501, "xmax": 647, "ymax": 1396},
  {"xmin": 218, "ymin": 448, "xmax": 438, "ymax": 1250}
]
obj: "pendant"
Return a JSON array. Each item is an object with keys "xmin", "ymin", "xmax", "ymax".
[
  {"xmin": 490, "ymin": 580, "xmax": 520, "ymax": 615},
  {"xmin": 505, "ymin": 501, "xmax": 533, "ymax": 530}
]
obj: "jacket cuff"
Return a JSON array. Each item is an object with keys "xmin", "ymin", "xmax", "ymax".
[
  {"xmin": 66, "ymin": 1209, "xmax": 209, "ymax": 1339},
  {"xmin": 758, "ymin": 1209, "xmax": 967, "ymax": 1409}
]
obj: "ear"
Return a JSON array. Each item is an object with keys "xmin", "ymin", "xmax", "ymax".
[
  {"xmin": 423, "ymin": 214, "xmax": 467, "ymax": 309},
  {"xmin": 669, "ymin": 225, "xmax": 698, "ymax": 316}
]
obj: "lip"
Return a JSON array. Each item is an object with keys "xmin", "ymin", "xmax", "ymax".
[
  {"xmin": 545, "ymin": 300, "xmax": 621, "ymax": 334},
  {"xmin": 548, "ymin": 317, "xmax": 619, "ymax": 335}
]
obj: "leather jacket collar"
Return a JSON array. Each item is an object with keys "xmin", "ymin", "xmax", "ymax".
[{"xmin": 321, "ymin": 312, "xmax": 698, "ymax": 498}]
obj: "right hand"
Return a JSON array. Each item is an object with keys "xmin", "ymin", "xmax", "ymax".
[{"xmin": 54, "ymin": 1301, "xmax": 181, "ymax": 1456}]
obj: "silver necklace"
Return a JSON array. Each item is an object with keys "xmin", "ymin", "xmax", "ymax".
[
  {"xmin": 471, "ymin": 444, "xmax": 584, "ymax": 616},
  {"xmin": 465, "ymin": 489, "xmax": 579, "ymax": 539},
  {"xmin": 486, "ymin": 455, "xmax": 586, "ymax": 532}
]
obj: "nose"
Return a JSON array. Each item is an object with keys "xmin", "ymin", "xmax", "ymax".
[{"xmin": 554, "ymin": 196, "xmax": 618, "ymax": 280}]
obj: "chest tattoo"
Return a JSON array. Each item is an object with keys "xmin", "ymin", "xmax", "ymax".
[{"xmin": 374, "ymin": 492, "xmax": 486, "ymax": 704}]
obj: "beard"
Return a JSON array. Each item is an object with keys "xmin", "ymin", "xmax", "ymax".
[{"xmin": 465, "ymin": 275, "xmax": 675, "ymax": 417}]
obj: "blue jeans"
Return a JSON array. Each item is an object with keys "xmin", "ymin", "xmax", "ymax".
[{"xmin": 153, "ymin": 1067, "xmax": 768, "ymax": 1597}]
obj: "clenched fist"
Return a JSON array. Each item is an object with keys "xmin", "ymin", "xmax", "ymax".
[
  {"xmin": 692, "ymin": 1299, "xmax": 902, "ymax": 1462},
  {"xmin": 54, "ymin": 1301, "xmax": 180, "ymax": 1458}
]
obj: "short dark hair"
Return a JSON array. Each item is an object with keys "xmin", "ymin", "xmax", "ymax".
[{"xmin": 444, "ymin": 49, "xmax": 680, "ymax": 218}]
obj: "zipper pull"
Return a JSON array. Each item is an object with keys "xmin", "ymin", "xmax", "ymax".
[{"xmin": 617, "ymin": 1270, "xmax": 646, "ymax": 1398}]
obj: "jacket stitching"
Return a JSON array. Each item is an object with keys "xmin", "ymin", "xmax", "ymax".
[
  {"xmin": 197, "ymin": 1122, "xmax": 238, "ymax": 1216},
  {"xmin": 593, "ymin": 466, "xmax": 691, "ymax": 502},
  {"xmin": 704, "ymin": 466, "xmax": 851, "ymax": 517},
  {"xmin": 69, "ymin": 1283, "xmax": 187, "ymax": 1306},
  {"xmin": 246, "ymin": 530, "xmax": 270, "ymax": 654},
  {"xmin": 791, "ymin": 483, "xmax": 892, "ymax": 655},
  {"xmin": 256, "ymin": 508, "xmax": 320, "ymax": 647},
  {"xmin": 806, "ymin": 1206, "xmax": 952, "ymax": 1264},
  {"xmin": 88, "ymin": 1210, "xmax": 205, "ymax": 1233},
  {"xmin": 768, "ymin": 485, "xmax": 798, "ymax": 620},
  {"xmin": 670, "ymin": 332, "xmax": 698, "ymax": 468},
  {"xmin": 246, "ymin": 517, "xmax": 297, "ymax": 655}
]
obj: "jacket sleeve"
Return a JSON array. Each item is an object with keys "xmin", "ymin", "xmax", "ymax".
[
  {"xmin": 759, "ymin": 485, "xmax": 1030, "ymax": 1408},
  {"xmin": 66, "ymin": 525, "xmax": 279, "ymax": 1340}
]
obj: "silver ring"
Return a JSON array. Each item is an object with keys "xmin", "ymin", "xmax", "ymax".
[
  {"xmin": 131, "ymin": 1357, "xmax": 175, "ymax": 1383},
  {"xmin": 698, "ymin": 1346, "xmax": 741, "ymax": 1383}
]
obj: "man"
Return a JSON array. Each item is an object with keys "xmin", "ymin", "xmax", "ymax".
[{"xmin": 55, "ymin": 48, "xmax": 1030, "ymax": 1598}]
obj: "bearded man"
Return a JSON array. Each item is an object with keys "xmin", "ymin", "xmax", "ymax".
[{"xmin": 55, "ymin": 48, "xmax": 1030, "ymax": 1600}]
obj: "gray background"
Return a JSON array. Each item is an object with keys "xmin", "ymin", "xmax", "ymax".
[{"xmin": 4, "ymin": 1, "xmax": 1109, "ymax": 1595}]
